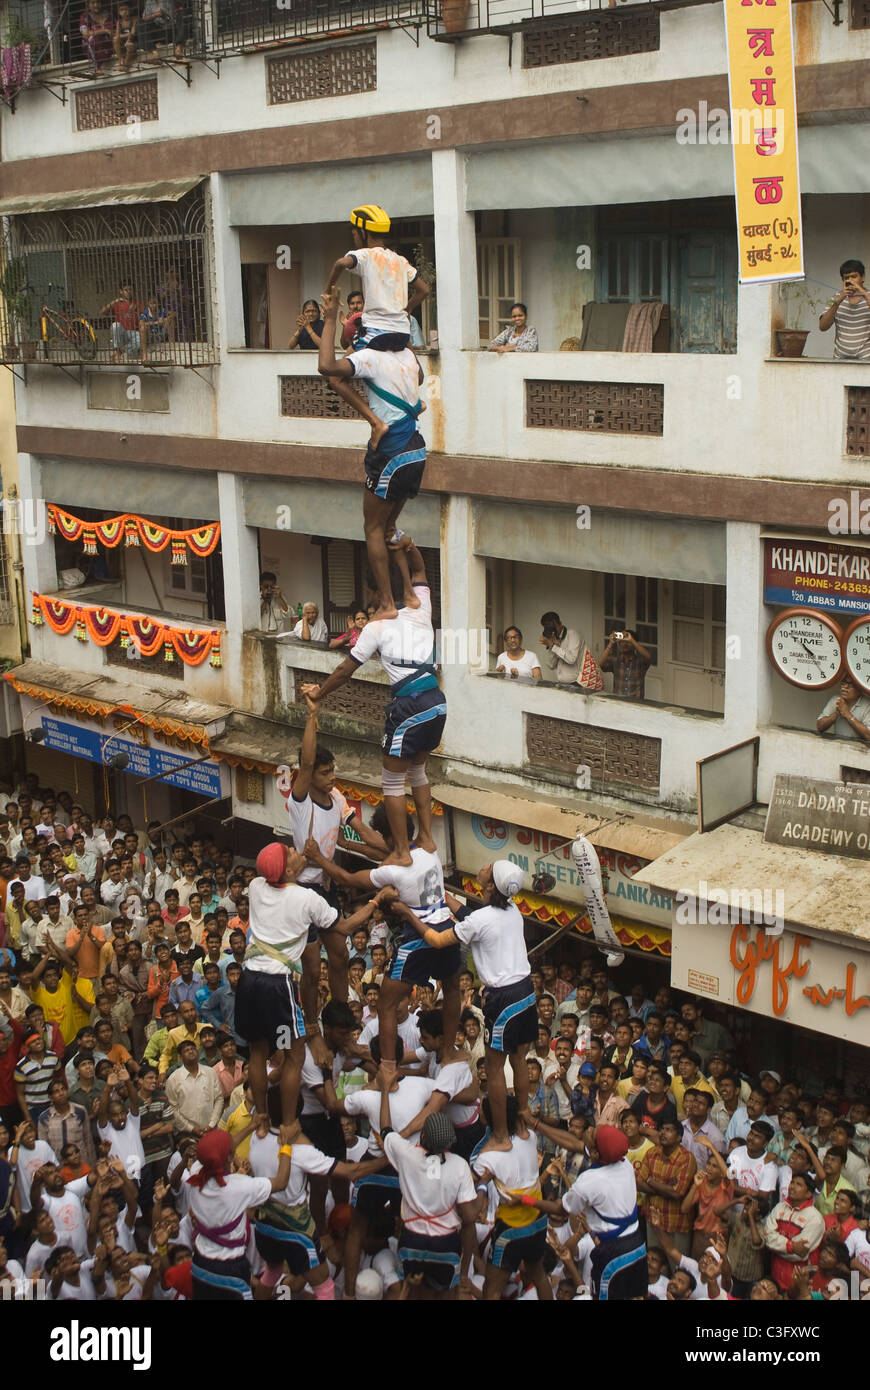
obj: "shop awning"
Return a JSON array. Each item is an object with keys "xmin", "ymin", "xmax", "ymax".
[
  {"xmin": 3, "ymin": 660, "xmax": 230, "ymax": 748},
  {"xmin": 457, "ymin": 874, "xmax": 671, "ymax": 957},
  {"xmin": 633, "ymin": 823, "xmax": 870, "ymax": 945},
  {"xmin": 431, "ymin": 780, "xmax": 689, "ymax": 860},
  {"xmin": 0, "ymin": 176, "xmax": 206, "ymax": 218}
]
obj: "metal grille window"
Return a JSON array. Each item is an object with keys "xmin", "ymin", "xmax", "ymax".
[
  {"xmin": 2, "ymin": 186, "xmax": 217, "ymax": 367},
  {"xmin": 478, "ymin": 238, "xmax": 521, "ymax": 347},
  {"xmin": 280, "ymin": 376, "xmax": 366, "ymax": 419},
  {"xmin": 522, "ymin": 11, "xmax": 660, "ymax": 67},
  {"xmin": 267, "ymin": 41, "xmax": 376, "ymax": 105},
  {"xmin": 211, "ymin": 0, "xmax": 428, "ymax": 56},
  {"xmin": 526, "ymin": 712, "xmax": 661, "ymax": 794}
]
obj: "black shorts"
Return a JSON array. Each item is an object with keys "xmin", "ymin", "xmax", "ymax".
[
  {"xmin": 489, "ymin": 1215, "xmax": 548, "ymax": 1272},
  {"xmin": 304, "ymin": 883, "xmax": 341, "ymax": 945},
  {"xmin": 451, "ymin": 1116, "xmax": 486, "ymax": 1162},
  {"xmin": 382, "ymin": 686, "xmax": 446, "ymax": 760},
  {"xmin": 483, "ymin": 976, "xmax": 538, "ymax": 1055},
  {"xmin": 398, "ymin": 1228, "xmax": 462, "ymax": 1291},
  {"xmin": 364, "ymin": 431, "xmax": 426, "ymax": 504},
  {"xmin": 301, "ymin": 1111, "xmax": 346, "ymax": 1162},
  {"xmin": 234, "ymin": 968, "xmax": 305, "ymax": 1049},
  {"xmin": 351, "ymin": 1167, "xmax": 401, "ymax": 1220},
  {"xmin": 254, "ymin": 1200, "xmax": 325, "ymax": 1275},
  {"xmin": 363, "ymin": 331, "xmax": 411, "ymax": 352},
  {"xmin": 389, "ymin": 934, "xmax": 460, "ymax": 988}
]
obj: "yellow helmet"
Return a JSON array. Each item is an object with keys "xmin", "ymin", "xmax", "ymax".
[{"xmin": 349, "ymin": 204, "xmax": 391, "ymax": 236}]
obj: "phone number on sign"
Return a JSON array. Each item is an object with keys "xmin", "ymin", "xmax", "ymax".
[{"xmin": 795, "ymin": 576, "xmax": 870, "ymax": 596}]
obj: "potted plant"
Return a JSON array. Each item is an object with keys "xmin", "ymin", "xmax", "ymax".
[
  {"xmin": 774, "ymin": 280, "xmax": 826, "ymax": 359},
  {"xmin": 0, "ymin": 256, "xmax": 34, "ymax": 361},
  {"xmin": 440, "ymin": 0, "xmax": 470, "ymax": 35},
  {"xmin": 411, "ymin": 243, "xmax": 438, "ymax": 347}
]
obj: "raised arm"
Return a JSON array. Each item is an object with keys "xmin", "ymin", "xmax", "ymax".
[
  {"xmin": 301, "ymin": 655, "xmax": 359, "ymax": 706},
  {"xmin": 293, "ymin": 697, "xmax": 321, "ymax": 804},
  {"xmin": 326, "ymin": 255, "xmax": 356, "ymax": 293},
  {"xmin": 388, "ymin": 899, "xmax": 458, "ymax": 951},
  {"xmin": 317, "ymin": 290, "xmax": 354, "ymax": 380}
]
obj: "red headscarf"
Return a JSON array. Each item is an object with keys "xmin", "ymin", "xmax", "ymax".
[
  {"xmin": 187, "ymin": 1128, "xmax": 232, "ymax": 1189},
  {"xmin": 595, "ymin": 1125, "xmax": 629, "ymax": 1165},
  {"xmin": 257, "ymin": 842, "xmax": 288, "ymax": 886}
]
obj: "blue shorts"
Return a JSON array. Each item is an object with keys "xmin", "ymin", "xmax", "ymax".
[
  {"xmin": 364, "ymin": 430, "xmax": 426, "ymax": 504},
  {"xmin": 398, "ymin": 1228, "xmax": 462, "ymax": 1290},
  {"xmin": 482, "ymin": 976, "xmax": 538, "ymax": 1055},
  {"xmin": 352, "ymin": 1167, "xmax": 401, "ymax": 1219},
  {"xmin": 389, "ymin": 934, "xmax": 460, "ymax": 988},
  {"xmin": 382, "ymin": 686, "xmax": 446, "ymax": 760}
]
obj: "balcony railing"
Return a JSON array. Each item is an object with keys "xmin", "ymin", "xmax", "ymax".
[
  {"xmin": 425, "ymin": 0, "xmax": 715, "ymax": 42},
  {"xmin": 208, "ymin": 0, "xmax": 427, "ymax": 54}
]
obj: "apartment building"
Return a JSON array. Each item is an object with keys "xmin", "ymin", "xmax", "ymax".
[{"xmin": 1, "ymin": 0, "xmax": 869, "ymax": 1075}]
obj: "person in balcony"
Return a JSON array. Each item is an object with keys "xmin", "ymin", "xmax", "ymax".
[
  {"xmin": 496, "ymin": 626, "xmax": 542, "ymax": 681},
  {"xmin": 139, "ymin": 295, "xmax": 176, "ymax": 362},
  {"xmin": 288, "ymin": 300, "xmax": 325, "ymax": 351},
  {"xmin": 79, "ymin": 3, "xmax": 114, "ymax": 73},
  {"xmin": 599, "ymin": 630, "xmax": 653, "ymax": 700},
  {"xmin": 340, "ymin": 290, "xmax": 365, "ymax": 350},
  {"xmin": 487, "ymin": 303, "xmax": 539, "ymax": 354},
  {"xmin": 291, "ymin": 603, "xmax": 329, "ymax": 644},
  {"xmin": 98, "ymin": 282, "xmax": 143, "ymax": 361},
  {"xmin": 818, "ymin": 260, "xmax": 870, "ymax": 362},
  {"xmin": 140, "ymin": 0, "xmax": 189, "ymax": 60},
  {"xmin": 113, "ymin": 2, "xmax": 139, "ymax": 73},
  {"xmin": 330, "ymin": 608, "xmax": 368, "ymax": 652},
  {"xmin": 539, "ymin": 611, "xmax": 582, "ymax": 684},
  {"xmin": 156, "ymin": 268, "xmax": 193, "ymax": 342},
  {"xmin": 816, "ymin": 677, "xmax": 870, "ymax": 744},
  {"xmin": 259, "ymin": 572, "xmax": 289, "ymax": 634}
]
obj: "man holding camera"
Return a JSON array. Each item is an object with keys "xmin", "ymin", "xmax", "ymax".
[
  {"xmin": 539, "ymin": 611, "xmax": 582, "ymax": 683},
  {"xmin": 260, "ymin": 571, "xmax": 289, "ymax": 634},
  {"xmin": 599, "ymin": 630, "xmax": 653, "ymax": 699}
]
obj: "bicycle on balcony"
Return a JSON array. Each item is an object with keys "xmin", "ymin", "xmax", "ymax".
[{"xmin": 36, "ymin": 283, "xmax": 98, "ymax": 360}]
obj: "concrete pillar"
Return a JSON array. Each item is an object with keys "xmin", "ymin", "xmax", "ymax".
[
  {"xmin": 217, "ymin": 472, "xmax": 260, "ymax": 676},
  {"xmin": 431, "ymin": 149, "xmax": 478, "ymax": 352},
  {"xmin": 17, "ymin": 453, "xmax": 57, "ymax": 597},
  {"xmin": 209, "ymin": 172, "xmax": 245, "ymax": 351},
  {"xmin": 723, "ymin": 520, "xmax": 765, "ymax": 732}
]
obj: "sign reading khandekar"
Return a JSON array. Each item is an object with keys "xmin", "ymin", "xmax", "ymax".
[{"xmin": 763, "ymin": 774, "xmax": 870, "ymax": 862}]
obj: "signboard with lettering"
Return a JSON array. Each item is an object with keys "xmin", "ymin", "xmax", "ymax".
[
  {"xmin": 763, "ymin": 774, "xmax": 870, "ymax": 862},
  {"xmin": 672, "ymin": 920, "xmax": 870, "ymax": 1045},
  {"xmin": 39, "ymin": 715, "xmax": 230, "ymax": 799},
  {"xmin": 452, "ymin": 812, "xmax": 673, "ymax": 928},
  {"xmin": 764, "ymin": 538, "xmax": 870, "ymax": 616},
  {"xmin": 723, "ymin": 0, "xmax": 803, "ymax": 283}
]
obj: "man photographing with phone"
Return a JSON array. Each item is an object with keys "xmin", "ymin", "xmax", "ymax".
[
  {"xmin": 599, "ymin": 630, "xmax": 653, "ymax": 700},
  {"xmin": 819, "ymin": 259, "xmax": 870, "ymax": 362}
]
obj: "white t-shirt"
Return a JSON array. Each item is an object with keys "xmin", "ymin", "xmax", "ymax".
[
  {"xmin": 358, "ymin": 1012, "xmax": 421, "ymax": 1055},
  {"xmin": 15, "ymin": 1140, "xmax": 57, "ymax": 1213},
  {"xmin": 679, "ymin": 1253, "xmax": 729, "ymax": 1301},
  {"xmin": 9, "ymin": 875, "xmax": 46, "ymax": 903},
  {"xmin": 726, "ymin": 1146, "xmax": 778, "ymax": 1196},
  {"xmin": 42, "ymin": 1177, "xmax": 91, "ymax": 1258},
  {"xmin": 51, "ymin": 1261, "xmax": 97, "ymax": 1301},
  {"xmin": 496, "ymin": 649, "xmax": 541, "ymax": 679},
  {"xmin": 369, "ymin": 845, "xmax": 451, "ymax": 927},
  {"xmin": 350, "ymin": 347, "xmax": 421, "ymax": 430},
  {"xmin": 97, "ymin": 1113, "xmax": 145, "ymax": 1182},
  {"xmin": 345, "ymin": 1077, "xmax": 437, "ymax": 1156},
  {"xmin": 648, "ymin": 1272, "xmax": 670, "ymax": 1300},
  {"xmin": 561, "ymin": 1157, "xmax": 639, "ymax": 1238},
  {"xmin": 383, "ymin": 1132, "xmax": 475, "ymax": 1235},
  {"xmin": 288, "ymin": 789, "xmax": 354, "ymax": 887},
  {"xmin": 291, "ymin": 616, "xmax": 329, "ymax": 643},
  {"xmin": 453, "ymin": 902, "xmax": 531, "ymax": 989},
  {"xmin": 246, "ymin": 878, "xmax": 337, "ymax": 974},
  {"xmin": 25, "ymin": 1240, "xmax": 57, "ymax": 1276},
  {"xmin": 350, "ymin": 585, "xmax": 435, "ymax": 690},
  {"xmin": 473, "ymin": 1132, "xmax": 540, "ymax": 1204},
  {"xmin": 846, "ymin": 1228, "xmax": 870, "ymax": 1275},
  {"xmin": 186, "ymin": 1168, "xmax": 272, "ymax": 1261},
  {"xmin": 348, "ymin": 246, "xmax": 416, "ymax": 336},
  {"xmin": 249, "ymin": 1130, "xmax": 336, "ymax": 1209},
  {"xmin": 432, "ymin": 1058, "xmax": 478, "ymax": 1127}
]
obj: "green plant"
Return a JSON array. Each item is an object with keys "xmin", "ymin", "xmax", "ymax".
[
  {"xmin": 781, "ymin": 280, "xmax": 827, "ymax": 331},
  {"xmin": 0, "ymin": 256, "xmax": 34, "ymax": 342},
  {"xmin": 412, "ymin": 243, "xmax": 436, "ymax": 295},
  {"xmin": 4, "ymin": 16, "xmax": 42, "ymax": 48}
]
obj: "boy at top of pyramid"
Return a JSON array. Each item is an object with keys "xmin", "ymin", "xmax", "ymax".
[{"xmin": 324, "ymin": 203, "xmax": 430, "ymax": 451}]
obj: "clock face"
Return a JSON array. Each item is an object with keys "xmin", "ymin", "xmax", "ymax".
[
  {"xmin": 766, "ymin": 608, "xmax": 843, "ymax": 689},
  {"xmin": 843, "ymin": 616, "xmax": 870, "ymax": 694}
]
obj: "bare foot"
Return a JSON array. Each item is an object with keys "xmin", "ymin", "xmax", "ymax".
[
  {"xmin": 386, "ymin": 531, "xmax": 411, "ymax": 550},
  {"xmin": 416, "ymin": 833, "xmax": 436, "ymax": 854},
  {"xmin": 369, "ymin": 605, "xmax": 399, "ymax": 621},
  {"xmin": 281, "ymin": 1118, "xmax": 303, "ymax": 1140},
  {"xmin": 379, "ymin": 848, "xmax": 414, "ymax": 867},
  {"xmin": 369, "ymin": 417, "xmax": 389, "ymax": 451},
  {"xmin": 482, "ymin": 1134, "xmax": 513, "ymax": 1154},
  {"xmin": 403, "ymin": 592, "xmax": 421, "ymax": 610}
]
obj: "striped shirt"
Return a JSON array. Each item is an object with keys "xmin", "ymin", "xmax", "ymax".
[
  {"xmin": 833, "ymin": 296, "xmax": 870, "ymax": 360},
  {"xmin": 14, "ymin": 1051, "xmax": 60, "ymax": 1108}
]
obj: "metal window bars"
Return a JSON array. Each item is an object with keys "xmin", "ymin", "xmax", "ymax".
[{"xmin": 0, "ymin": 186, "xmax": 219, "ymax": 367}]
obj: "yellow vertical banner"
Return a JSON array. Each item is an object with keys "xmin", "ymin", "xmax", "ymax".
[{"xmin": 723, "ymin": 0, "xmax": 803, "ymax": 284}]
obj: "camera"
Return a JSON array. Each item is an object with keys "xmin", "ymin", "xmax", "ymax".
[
  {"xmin": 612, "ymin": 631, "xmax": 625, "ymax": 641},
  {"xmin": 542, "ymin": 624, "xmax": 558, "ymax": 639}
]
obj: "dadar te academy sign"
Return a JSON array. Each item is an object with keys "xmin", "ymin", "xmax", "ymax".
[{"xmin": 763, "ymin": 775, "xmax": 870, "ymax": 862}]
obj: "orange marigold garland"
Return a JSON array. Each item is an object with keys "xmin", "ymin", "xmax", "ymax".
[
  {"xmin": 45, "ymin": 506, "xmax": 220, "ymax": 561},
  {"xmin": 31, "ymin": 593, "xmax": 222, "ymax": 670}
]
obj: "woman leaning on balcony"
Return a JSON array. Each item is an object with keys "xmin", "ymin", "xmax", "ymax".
[{"xmin": 488, "ymin": 302, "xmax": 539, "ymax": 354}]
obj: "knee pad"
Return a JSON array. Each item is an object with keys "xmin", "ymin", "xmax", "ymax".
[
  {"xmin": 382, "ymin": 769, "xmax": 406, "ymax": 797},
  {"xmin": 406, "ymin": 763, "xmax": 429, "ymax": 788}
]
